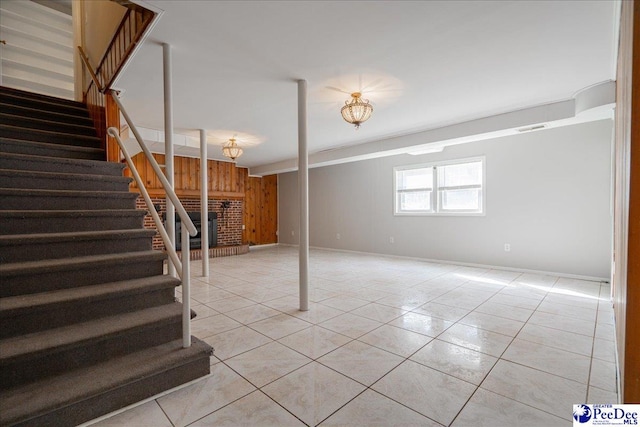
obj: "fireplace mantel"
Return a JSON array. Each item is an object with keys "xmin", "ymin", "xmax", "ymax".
[{"xmin": 132, "ymin": 188, "xmax": 244, "ymax": 199}]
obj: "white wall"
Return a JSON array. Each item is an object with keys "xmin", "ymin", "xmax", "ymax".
[
  {"xmin": 82, "ymin": 0, "xmax": 127, "ymax": 71},
  {"xmin": 278, "ymin": 120, "xmax": 613, "ymax": 279}
]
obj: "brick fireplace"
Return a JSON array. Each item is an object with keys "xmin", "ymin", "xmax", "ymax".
[{"xmin": 137, "ymin": 197, "xmax": 243, "ymax": 251}]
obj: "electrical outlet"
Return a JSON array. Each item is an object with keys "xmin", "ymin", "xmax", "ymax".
[
  {"xmin": 291, "ymin": 230, "xmax": 295, "ymax": 236},
  {"xmin": 389, "ymin": 237, "xmax": 395, "ymax": 244},
  {"xmin": 242, "ymin": 224, "xmax": 246, "ymax": 230},
  {"xmin": 504, "ymin": 243, "xmax": 511, "ymax": 252},
  {"xmin": 336, "ymin": 233, "xmax": 341, "ymax": 240}
]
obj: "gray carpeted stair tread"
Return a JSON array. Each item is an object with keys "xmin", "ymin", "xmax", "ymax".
[
  {"xmin": 0, "ymin": 229, "xmax": 156, "ymax": 262},
  {"xmin": 0, "ymin": 303, "xmax": 184, "ymax": 364},
  {"xmin": 0, "ymin": 102, "xmax": 94, "ymax": 126},
  {"xmin": 0, "ymin": 338, "xmax": 212, "ymax": 427},
  {"xmin": 0, "ymin": 86, "xmax": 88, "ymax": 110},
  {"xmin": 0, "ymin": 187, "xmax": 139, "ymax": 210},
  {"xmin": 0, "ymin": 188, "xmax": 137, "ymax": 197},
  {"xmin": 0, "ymin": 151, "xmax": 124, "ymax": 175},
  {"xmin": 0, "ymin": 168, "xmax": 130, "ymax": 182},
  {"xmin": 0, "ymin": 96, "xmax": 89, "ymax": 119},
  {"xmin": 0, "ymin": 137, "xmax": 105, "ymax": 160},
  {"xmin": 0, "ymin": 250, "xmax": 166, "ymax": 298},
  {"xmin": 0, "ymin": 112, "xmax": 97, "ymax": 136},
  {"xmin": 0, "ymin": 93, "xmax": 90, "ymax": 118},
  {"xmin": 0, "ymin": 275, "xmax": 181, "ymax": 318},
  {"xmin": 0, "ymin": 250, "xmax": 166, "ymax": 277},
  {"xmin": 0, "ymin": 209, "xmax": 147, "ymax": 219},
  {"xmin": 0, "ymin": 276, "xmax": 179, "ymax": 339},
  {"xmin": 0, "ymin": 229, "xmax": 156, "ymax": 246},
  {"xmin": 0, "ymin": 124, "xmax": 101, "ymax": 148},
  {"xmin": 0, "ymin": 89, "xmax": 90, "ymax": 120},
  {"xmin": 0, "ymin": 168, "xmax": 128, "ymax": 181},
  {"xmin": 0, "ymin": 209, "xmax": 144, "ymax": 218},
  {"xmin": 0, "ymin": 168, "xmax": 132, "ymax": 192},
  {"xmin": 0, "ymin": 209, "xmax": 146, "ymax": 234}
]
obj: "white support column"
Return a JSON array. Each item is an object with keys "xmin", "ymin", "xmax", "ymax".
[
  {"xmin": 181, "ymin": 226, "xmax": 191, "ymax": 348},
  {"xmin": 200, "ymin": 129, "xmax": 209, "ymax": 277},
  {"xmin": 163, "ymin": 43, "xmax": 176, "ymax": 277},
  {"xmin": 298, "ymin": 79, "xmax": 309, "ymax": 311}
]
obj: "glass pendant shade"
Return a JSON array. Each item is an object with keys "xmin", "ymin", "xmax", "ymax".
[
  {"xmin": 222, "ymin": 138, "xmax": 243, "ymax": 160},
  {"xmin": 341, "ymin": 92, "xmax": 373, "ymax": 129}
]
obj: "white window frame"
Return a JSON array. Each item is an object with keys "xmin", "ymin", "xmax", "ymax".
[{"xmin": 394, "ymin": 156, "xmax": 486, "ymax": 216}]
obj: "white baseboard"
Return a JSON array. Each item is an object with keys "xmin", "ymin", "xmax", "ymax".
[
  {"xmin": 249, "ymin": 243, "xmax": 279, "ymax": 251},
  {"xmin": 276, "ymin": 243, "xmax": 609, "ymax": 283}
]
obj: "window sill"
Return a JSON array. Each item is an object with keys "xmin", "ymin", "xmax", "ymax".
[{"xmin": 393, "ymin": 212, "xmax": 486, "ymax": 217}]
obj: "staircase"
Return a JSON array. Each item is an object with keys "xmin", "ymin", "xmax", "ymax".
[{"xmin": 0, "ymin": 86, "xmax": 213, "ymax": 427}]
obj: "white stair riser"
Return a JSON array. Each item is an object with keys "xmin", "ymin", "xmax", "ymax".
[
  {"xmin": 0, "ymin": 76, "xmax": 74, "ymax": 100},
  {"xmin": 0, "ymin": 81, "xmax": 74, "ymax": 101},
  {"xmin": 2, "ymin": 45, "xmax": 72, "ymax": 76},
  {"xmin": 3, "ymin": 60, "xmax": 73, "ymax": 86},
  {"xmin": 0, "ymin": 0, "xmax": 74, "ymax": 100},
  {"xmin": 0, "ymin": 26, "xmax": 73, "ymax": 58},
  {"xmin": 1, "ymin": 12, "xmax": 72, "ymax": 47},
  {"xmin": 0, "ymin": 0, "xmax": 73, "ymax": 33}
]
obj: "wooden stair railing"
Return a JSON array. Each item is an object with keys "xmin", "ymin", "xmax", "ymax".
[{"xmin": 79, "ymin": 5, "xmax": 155, "ymax": 161}]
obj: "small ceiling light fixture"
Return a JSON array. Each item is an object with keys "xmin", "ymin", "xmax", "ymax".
[
  {"xmin": 222, "ymin": 138, "xmax": 243, "ymax": 161},
  {"xmin": 516, "ymin": 124, "xmax": 547, "ymax": 133},
  {"xmin": 341, "ymin": 92, "xmax": 373, "ymax": 129}
]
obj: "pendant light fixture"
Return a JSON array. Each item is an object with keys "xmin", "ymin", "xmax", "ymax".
[
  {"xmin": 341, "ymin": 92, "xmax": 373, "ymax": 129},
  {"xmin": 222, "ymin": 138, "xmax": 243, "ymax": 161}
]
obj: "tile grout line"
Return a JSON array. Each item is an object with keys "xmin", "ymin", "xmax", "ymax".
[{"xmin": 175, "ymin": 248, "xmax": 613, "ymax": 426}]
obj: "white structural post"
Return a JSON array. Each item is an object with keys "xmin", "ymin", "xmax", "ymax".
[
  {"xmin": 181, "ymin": 226, "xmax": 191, "ymax": 348},
  {"xmin": 163, "ymin": 43, "xmax": 176, "ymax": 277},
  {"xmin": 298, "ymin": 79, "xmax": 309, "ymax": 311},
  {"xmin": 200, "ymin": 129, "xmax": 209, "ymax": 277}
]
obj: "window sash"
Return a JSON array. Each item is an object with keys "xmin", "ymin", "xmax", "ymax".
[
  {"xmin": 396, "ymin": 187, "xmax": 433, "ymax": 193},
  {"xmin": 437, "ymin": 161, "xmax": 483, "ymax": 189},
  {"xmin": 396, "ymin": 168, "xmax": 433, "ymax": 191},
  {"xmin": 397, "ymin": 189, "xmax": 433, "ymax": 212},
  {"xmin": 438, "ymin": 188, "xmax": 483, "ymax": 212},
  {"xmin": 437, "ymin": 184, "xmax": 481, "ymax": 191},
  {"xmin": 394, "ymin": 158, "xmax": 484, "ymax": 215}
]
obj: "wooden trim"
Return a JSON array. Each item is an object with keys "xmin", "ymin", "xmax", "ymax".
[
  {"xmin": 84, "ymin": 84, "xmax": 106, "ymax": 153},
  {"xmin": 131, "ymin": 188, "xmax": 245, "ymax": 199},
  {"xmin": 111, "ymin": 0, "xmax": 155, "ymax": 15},
  {"xmin": 105, "ymin": 94, "xmax": 121, "ymax": 162},
  {"xmin": 623, "ymin": 0, "xmax": 640, "ymax": 403},
  {"xmin": 78, "ymin": 46, "xmax": 104, "ymax": 92}
]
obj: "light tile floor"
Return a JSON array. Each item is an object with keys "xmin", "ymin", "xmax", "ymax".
[{"xmin": 89, "ymin": 246, "xmax": 618, "ymax": 426}]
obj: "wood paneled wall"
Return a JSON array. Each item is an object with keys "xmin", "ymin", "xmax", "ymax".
[
  {"xmin": 127, "ymin": 153, "xmax": 247, "ymax": 198},
  {"xmin": 126, "ymin": 153, "xmax": 278, "ymax": 245},
  {"xmin": 243, "ymin": 175, "xmax": 278, "ymax": 245},
  {"xmin": 105, "ymin": 94, "xmax": 120, "ymax": 162},
  {"xmin": 627, "ymin": 0, "xmax": 640, "ymax": 403},
  {"xmin": 84, "ymin": 83, "xmax": 106, "ymax": 153}
]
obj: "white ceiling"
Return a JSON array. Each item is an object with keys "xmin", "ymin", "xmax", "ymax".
[{"xmin": 116, "ymin": 0, "xmax": 619, "ymax": 172}]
